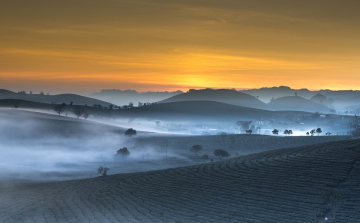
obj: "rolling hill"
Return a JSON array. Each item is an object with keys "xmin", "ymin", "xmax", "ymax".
[
  {"xmin": 0, "ymin": 89, "xmax": 112, "ymax": 107},
  {"xmin": 1, "ymin": 139, "xmax": 359, "ymax": 222},
  {"xmin": 268, "ymin": 96, "xmax": 330, "ymax": 113},
  {"xmin": 116, "ymin": 100, "xmax": 313, "ymax": 123},
  {"xmin": 158, "ymin": 89, "xmax": 268, "ymax": 110}
]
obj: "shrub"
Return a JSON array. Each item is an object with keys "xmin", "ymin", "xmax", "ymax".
[
  {"xmin": 116, "ymin": 147, "xmax": 130, "ymax": 157},
  {"xmin": 190, "ymin": 145, "xmax": 202, "ymax": 159},
  {"xmin": 214, "ymin": 149, "xmax": 230, "ymax": 159},
  {"xmin": 202, "ymin": 154, "xmax": 209, "ymax": 160},
  {"xmin": 125, "ymin": 128, "xmax": 137, "ymax": 137}
]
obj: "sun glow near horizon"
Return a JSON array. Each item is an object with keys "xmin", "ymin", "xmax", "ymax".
[{"xmin": 1, "ymin": 0, "xmax": 360, "ymax": 93}]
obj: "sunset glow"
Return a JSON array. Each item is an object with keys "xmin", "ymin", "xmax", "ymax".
[{"xmin": 1, "ymin": 0, "xmax": 360, "ymax": 94}]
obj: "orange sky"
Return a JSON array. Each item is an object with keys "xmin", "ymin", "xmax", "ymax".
[{"xmin": 1, "ymin": 0, "xmax": 360, "ymax": 94}]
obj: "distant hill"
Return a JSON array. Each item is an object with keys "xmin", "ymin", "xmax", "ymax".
[
  {"xmin": 158, "ymin": 89, "xmax": 267, "ymax": 110},
  {"xmin": 241, "ymin": 86, "xmax": 316, "ymax": 102},
  {"xmin": 116, "ymin": 100, "xmax": 313, "ymax": 124},
  {"xmin": 310, "ymin": 93, "xmax": 334, "ymax": 108},
  {"xmin": 89, "ymin": 89, "xmax": 183, "ymax": 106},
  {"xmin": 0, "ymin": 89, "xmax": 111, "ymax": 106},
  {"xmin": 268, "ymin": 96, "xmax": 330, "ymax": 113}
]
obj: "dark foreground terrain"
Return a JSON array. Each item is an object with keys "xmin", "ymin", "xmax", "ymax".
[{"xmin": 1, "ymin": 139, "xmax": 359, "ymax": 223}]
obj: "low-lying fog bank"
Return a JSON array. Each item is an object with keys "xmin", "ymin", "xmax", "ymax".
[{"xmin": 0, "ymin": 109, "xmax": 351, "ymax": 183}]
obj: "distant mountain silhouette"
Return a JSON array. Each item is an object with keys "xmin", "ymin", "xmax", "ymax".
[
  {"xmin": 242, "ymin": 86, "xmax": 315, "ymax": 103},
  {"xmin": 116, "ymin": 100, "xmax": 312, "ymax": 124},
  {"xmin": 0, "ymin": 89, "xmax": 111, "ymax": 106},
  {"xmin": 268, "ymin": 96, "xmax": 330, "ymax": 113},
  {"xmin": 158, "ymin": 89, "xmax": 267, "ymax": 110},
  {"xmin": 310, "ymin": 93, "xmax": 334, "ymax": 108},
  {"xmin": 89, "ymin": 89, "xmax": 183, "ymax": 106}
]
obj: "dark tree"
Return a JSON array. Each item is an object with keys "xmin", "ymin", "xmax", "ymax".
[
  {"xmin": 288, "ymin": 130, "xmax": 293, "ymax": 136},
  {"xmin": 283, "ymin": 129, "xmax": 289, "ymax": 136},
  {"xmin": 349, "ymin": 114, "xmax": 360, "ymax": 138},
  {"xmin": 316, "ymin": 128, "xmax": 322, "ymax": 136},
  {"xmin": 97, "ymin": 166, "xmax": 104, "ymax": 174},
  {"xmin": 310, "ymin": 129, "xmax": 316, "ymax": 136},
  {"xmin": 272, "ymin": 129, "xmax": 279, "ymax": 135},
  {"xmin": 97, "ymin": 166, "xmax": 109, "ymax": 176},
  {"xmin": 116, "ymin": 147, "xmax": 130, "ymax": 157},
  {"xmin": 306, "ymin": 132, "xmax": 310, "ymax": 136},
  {"xmin": 83, "ymin": 111, "xmax": 89, "ymax": 120},
  {"xmin": 72, "ymin": 107, "xmax": 85, "ymax": 118},
  {"xmin": 102, "ymin": 167, "xmax": 109, "ymax": 176},
  {"xmin": 214, "ymin": 149, "xmax": 230, "ymax": 159},
  {"xmin": 40, "ymin": 91, "xmax": 44, "ymax": 95},
  {"xmin": 190, "ymin": 145, "xmax": 202, "ymax": 159},
  {"xmin": 202, "ymin": 154, "xmax": 209, "ymax": 160},
  {"xmin": 129, "ymin": 102, "xmax": 134, "ymax": 108},
  {"xmin": 125, "ymin": 128, "xmax": 137, "ymax": 137},
  {"xmin": 54, "ymin": 103, "xmax": 66, "ymax": 115}
]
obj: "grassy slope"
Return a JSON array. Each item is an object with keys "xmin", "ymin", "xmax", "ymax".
[{"xmin": 1, "ymin": 139, "xmax": 359, "ymax": 222}]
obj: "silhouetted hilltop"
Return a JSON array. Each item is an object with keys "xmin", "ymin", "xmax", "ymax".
[
  {"xmin": 310, "ymin": 93, "xmax": 334, "ymax": 108},
  {"xmin": 268, "ymin": 96, "xmax": 330, "ymax": 113},
  {"xmin": 89, "ymin": 89, "xmax": 183, "ymax": 106},
  {"xmin": 116, "ymin": 100, "xmax": 313, "ymax": 124},
  {"xmin": 0, "ymin": 90, "xmax": 111, "ymax": 106},
  {"xmin": 242, "ymin": 86, "xmax": 315, "ymax": 102},
  {"xmin": 158, "ymin": 89, "xmax": 267, "ymax": 109}
]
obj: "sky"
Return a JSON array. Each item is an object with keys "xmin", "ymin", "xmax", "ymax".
[{"xmin": 1, "ymin": 0, "xmax": 360, "ymax": 94}]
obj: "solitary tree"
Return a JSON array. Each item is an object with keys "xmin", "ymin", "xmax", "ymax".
[
  {"xmin": 272, "ymin": 129, "xmax": 279, "ymax": 135},
  {"xmin": 306, "ymin": 132, "xmax": 310, "ymax": 136},
  {"xmin": 102, "ymin": 167, "xmax": 110, "ymax": 176},
  {"xmin": 316, "ymin": 128, "xmax": 322, "ymax": 136},
  {"xmin": 284, "ymin": 129, "xmax": 289, "ymax": 136},
  {"xmin": 97, "ymin": 166, "xmax": 109, "ymax": 176},
  {"xmin": 310, "ymin": 129, "xmax": 316, "ymax": 136},
  {"xmin": 156, "ymin": 121, "xmax": 160, "ymax": 126},
  {"xmin": 202, "ymin": 154, "xmax": 209, "ymax": 160},
  {"xmin": 83, "ymin": 111, "xmax": 89, "ymax": 120},
  {"xmin": 116, "ymin": 147, "xmax": 130, "ymax": 157},
  {"xmin": 72, "ymin": 107, "xmax": 85, "ymax": 118},
  {"xmin": 190, "ymin": 145, "xmax": 202, "ymax": 159},
  {"xmin": 54, "ymin": 103, "xmax": 66, "ymax": 115},
  {"xmin": 214, "ymin": 149, "xmax": 230, "ymax": 159},
  {"xmin": 288, "ymin": 130, "xmax": 293, "ymax": 136},
  {"xmin": 125, "ymin": 128, "xmax": 137, "ymax": 137}
]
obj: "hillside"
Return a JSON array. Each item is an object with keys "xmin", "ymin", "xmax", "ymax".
[
  {"xmin": 90, "ymin": 89, "xmax": 183, "ymax": 106},
  {"xmin": 0, "ymin": 89, "xmax": 111, "ymax": 107},
  {"xmin": 159, "ymin": 89, "xmax": 267, "ymax": 109},
  {"xmin": 268, "ymin": 96, "xmax": 330, "ymax": 113},
  {"xmin": 1, "ymin": 139, "xmax": 359, "ymax": 222},
  {"xmin": 117, "ymin": 100, "xmax": 312, "ymax": 123}
]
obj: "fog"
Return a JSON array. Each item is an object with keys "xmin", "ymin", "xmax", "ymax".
[{"xmin": 0, "ymin": 110, "xmax": 192, "ymax": 182}]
